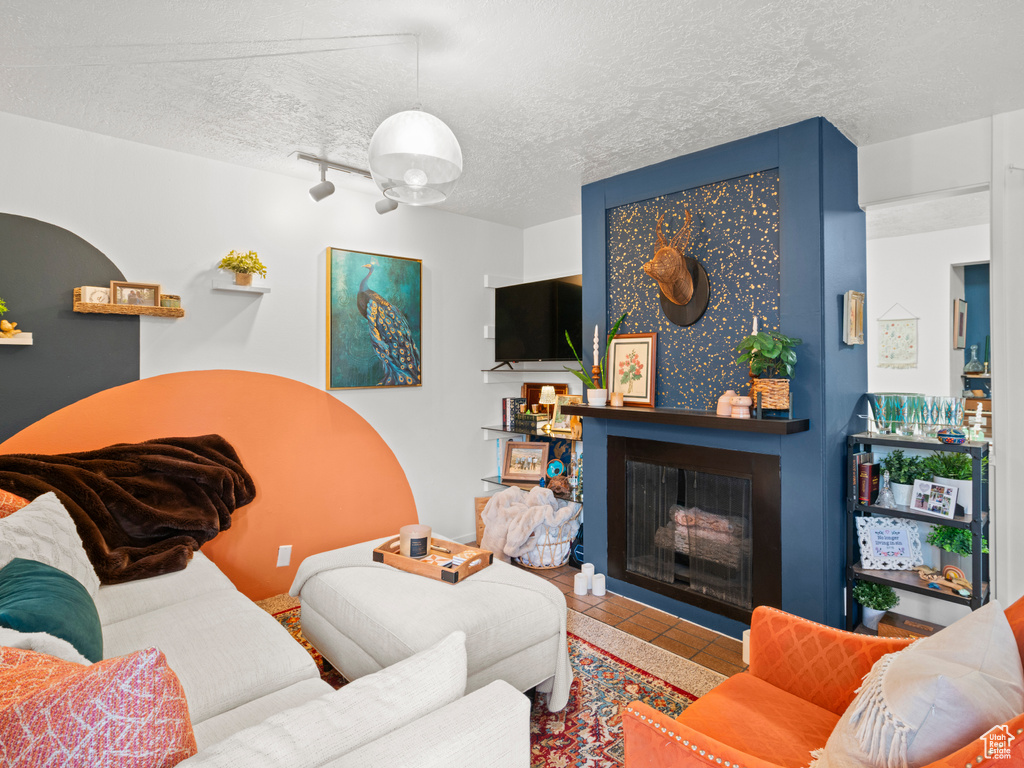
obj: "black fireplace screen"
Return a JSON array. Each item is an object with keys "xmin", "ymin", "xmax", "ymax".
[{"xmin": 625, "ymin": 460, "xmax": 753, "ymax": 610}]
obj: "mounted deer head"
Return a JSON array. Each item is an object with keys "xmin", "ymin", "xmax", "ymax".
[{"xmin": 643, "ymin": 210, "xmax": 694, "ymax": 306}]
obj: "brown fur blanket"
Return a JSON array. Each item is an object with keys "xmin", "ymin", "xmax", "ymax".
[{"xmin": 0, "ymin": 435, "xmax": 255, "ymax": 584}]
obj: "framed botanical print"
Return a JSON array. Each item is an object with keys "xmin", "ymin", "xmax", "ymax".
[
  {"xmin": 607, "ymin": 333, "xmax": 657, "ymax": 407},
  {"xmin": 327, "ymin": 248, "xmax": 422, "ymax": 390}
]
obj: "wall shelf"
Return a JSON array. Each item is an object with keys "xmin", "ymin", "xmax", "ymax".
[
  {"xmin": 0, "ymin": 333, "xmax": 32, "ymax": 345},
  {"xmin": 562, "ymin": 404, "xmax": 809, "ymax": 434},
  {"xmin": 212, "ymin": 280, "xmax": 270, "ymax": 294},
  {"xmin": 73, "ymin": 289, "xmax": 184, "ymax": 318}
]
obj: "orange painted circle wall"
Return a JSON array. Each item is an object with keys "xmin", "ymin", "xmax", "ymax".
[{"xmin": 0, "ymin": 370, "xmax": 418, "ymax": 599}]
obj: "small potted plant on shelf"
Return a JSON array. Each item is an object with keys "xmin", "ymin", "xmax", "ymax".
[
  {"xmin": 852, "ymin": 580, "xmax": 899, "ymax": 630},
  {"xmin": 217, "ymin": 250, "xmax": 267, "ymax": 286},
  {"xmin": 0, "ymin": 296, "xmax": 24, "ymax": 339},
  {"xmin": 564, "ymin": 312, "xmax": 628, "ymax": 406},
  {"xmin": 734, "ymin": 328, "xmax": 802, "ymax": 410},
  {"xmin": 880, "ymin": 450, "xmax": 929, "ymax": 507},
  {"xmin": 923, "ymin": 451, "xmax": 983, "ymax": 519},
  {"xmin": 926, "ymin": 525, "xmax": 988, "ymax": 574}
]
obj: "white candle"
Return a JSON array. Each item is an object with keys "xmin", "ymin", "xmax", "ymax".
[
  {"xmin": 753, "ymin": 315, "xmax": 758, "ymax": 334},
  {"xmin": 591, "ymin": 573, "xmax": 606, "ymax": 597},
  {"xmin": 581, "ymin": 562, "xmax": 595, "ymax": 590},
  {"xmin": 593, "ymin": 325, "xmax": 599, "ymax": 367},
  {"xmin": 574, "ymin": 572, "xmax": 589, "ymax": 596}
]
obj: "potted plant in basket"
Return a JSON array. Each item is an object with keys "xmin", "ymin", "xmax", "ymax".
[
  {"xmin": 217, "ymin": 250, "xmax": 267, "ymax": 286},
  {"xmin": 880, "ymin": 450, "xmax": 929, "ymax": 507},
  {"xmin": 564, "ymin": 312, "xmax": 628, "ymax": 406},
  {"xmin": 852, "ymin": 580, "xmax": 899, "ymax": 630},
  {"xmin": 734, "ymin": 329, "xmax": 802, "ymax": 410}
]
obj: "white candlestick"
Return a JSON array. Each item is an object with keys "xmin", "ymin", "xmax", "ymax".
[
  {"xmin": 591, "ymin": 573, "xmax": 606, "ymax": 597},
  {"xmin": 581, "ymin": 562, "xmax": 595, "ymax": 590},
  {"xmin": 593, "ymin": 325, "xmax": 599, "ymax": 367},
  {"xmin": 574, "ymin": 572, "xmax": 589, "ymax": 596},
  {"xmin": 753, "ymin": 315, "xmax": 758, "ymax": 334}
]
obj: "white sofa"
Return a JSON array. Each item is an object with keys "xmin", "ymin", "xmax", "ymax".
[{"xmin": 94, "ymin": 551, "xmax": 531, "ymax": 766}]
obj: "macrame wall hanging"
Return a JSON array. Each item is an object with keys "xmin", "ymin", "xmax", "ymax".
[{"xmin": 877, "ymin": 303, "xmax": 918, "ymax": 370}]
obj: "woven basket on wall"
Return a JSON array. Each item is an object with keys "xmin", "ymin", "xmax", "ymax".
[
  {"xmin": 515, "ymin": 507, "xmax": 582, "ymax": 570},
  {"xmin": 749, "ymin": 378, "xmax": 790, "ymax": 410}
]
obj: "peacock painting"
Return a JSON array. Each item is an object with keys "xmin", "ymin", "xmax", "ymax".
[{"xmin": 327, "ymin": 248, "xmax": 422, "ymax": 389}]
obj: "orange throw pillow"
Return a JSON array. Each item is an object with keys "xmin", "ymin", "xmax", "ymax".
[
  {"xmin": 0, "ymin": 646, "xmax": 197, "ymax": 767},
  {"xmin": 0, "ymin": 490, "xmax": 28, "ymax": 518}
]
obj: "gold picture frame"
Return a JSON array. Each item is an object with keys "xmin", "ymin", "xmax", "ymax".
[
  {"xmin": 550, "ymin": 394, "xmax": 582, "ymax": 432},
  {"xmin": 502, "ymin": 441, "xmax": 550, "ymax": 484},
  {"xmin": 109, "ymin": 281, "xmax": 160, "ymax": 307}
]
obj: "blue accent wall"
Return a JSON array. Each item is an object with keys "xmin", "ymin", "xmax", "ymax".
[
  {"xmin": 581, "ymin": 118, "xmax": 866, "ymax": 636},
  {"xmin": 606, "ymin": 171, "xmax": 780, "ymax": 409},
  {"xmin": 964, "ymin": 264, "xmax": 990, "ymax": 369}
]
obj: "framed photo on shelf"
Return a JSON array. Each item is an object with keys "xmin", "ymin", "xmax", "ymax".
[
  {"xmin": 910, "ymin": 479, "xmax": 958, "ymax": 519},
  {"xmin": 502, "ymin": 441, "xmax": 550, "ymax": 484},
  {"xmin": 953, "ymin": 299, "xmax": 967, "ymax": 349},
  {"xmin": 109, "ymin": 281, "xmax": 160, "ymax": 307},
  {"xmin": 550, "ymin": 394, "xmax": 582, "ymax": 431},
  {"xmin": 856, "ymin": 517, "xmax": 924, "ymax": 570},
  {"xmin": 607, "ymin": 333, "xmax": 657, "ymax": 407}
]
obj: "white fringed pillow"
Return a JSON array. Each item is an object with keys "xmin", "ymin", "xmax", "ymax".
[
  {"xmin": 0, "ymin": 492, "xmax": 100, "ymax": 597},
  {"xmin": 810, "ymin": 600, "xmax": 1024, "ymax": 768}
]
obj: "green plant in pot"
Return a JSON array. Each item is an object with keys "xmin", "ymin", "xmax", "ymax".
[
  {"xmin": 852, "ymin": 580, "xmax": 899, "ymax": 630},
  {"xmin": 880, "ymin": 450, "xmax": 929, "ymax": 507},
  {"xmin": 926, "ymin": 525, "xmax": 988, "ymax": 558},
  {"xmin": 564, "ymin": 312, "xmax": 628, "ymax": 406},
  {"xmin": 734, "ymin": 329, "xmax": 802, "ymax": 410},
  {"xmin": 922, "ymin": 451, "xmax": 985, "ymax": 519},
  {"xmin": 217, "ymin": 250, "xmax": 267, "ymax": 286}
]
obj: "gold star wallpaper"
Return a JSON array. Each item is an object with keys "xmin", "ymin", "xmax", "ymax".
[{"xmin": 607, "ymin": 170, "xmax": 780, "ymax": 410}]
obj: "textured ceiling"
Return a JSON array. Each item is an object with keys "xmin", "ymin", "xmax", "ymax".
[
  {"xmin": 866, "ymin": 191, "xmax": 990, "ymax": 240},
  {"xmin": 2, "ymin": 0, "xmax": 1023, "ymax": 227}
]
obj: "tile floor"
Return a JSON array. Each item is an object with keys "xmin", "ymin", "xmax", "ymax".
[{"xmin": 525, "ymin": 562, "xmax": 748, "ymax": 677}]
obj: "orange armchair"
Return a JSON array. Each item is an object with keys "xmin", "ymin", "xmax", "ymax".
[{"xmin": 624, "ymin": 598, "xmax": 1024, "ymax": 768}]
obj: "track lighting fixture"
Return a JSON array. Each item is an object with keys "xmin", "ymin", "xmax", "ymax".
[
  {"xmin": 308, "ymin": 163, "xmax": 335, "ymax": 202},
  {"xmin": 375, "ymin": 197, "xmax": 399, "ymax": 215}
]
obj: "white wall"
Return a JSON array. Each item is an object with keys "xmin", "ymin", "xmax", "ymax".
[
  {"xmin": 861, "ymin": 110, "xmax": 1024, "ymax": 620},
  {"xmin": 523, "ymin": 215, "xmax": 582, "ymax": 280},
  {"xmin": 866, "ymin": 225, "xmax": 989, "ymax": 396},
  {"xmin": 0, "ymin": 110, "xmax": 524, "ymax": 542}
]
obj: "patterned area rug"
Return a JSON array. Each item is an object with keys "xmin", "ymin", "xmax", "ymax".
[{"xmin": 259, "ymin": 596, "xmax": 703, "ymax": 767}]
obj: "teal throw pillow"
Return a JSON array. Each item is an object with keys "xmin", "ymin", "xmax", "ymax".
[{"xmin": 0, "ymin": 557, "xmax": 103, "ymax": 663}]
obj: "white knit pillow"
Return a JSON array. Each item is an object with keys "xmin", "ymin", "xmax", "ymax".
[
  {"xmin": 0, "ymin": 627, "xmax": 91, "ymax": 665},
  {"xmin": 0, "ymin": 492, "xmax": 100, "ymax": 596},
  {"xmin": 184, "ymin": 630, "xmax": 469, "ymax": 767},
  {"xmin": 810, "ymin": 600, "xmax": 1024, "ymax": 768}
]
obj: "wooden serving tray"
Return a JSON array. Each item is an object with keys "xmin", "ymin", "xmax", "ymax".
[{"xmin": 372, "ymin": 536, "xmax": 492, "ymax": 584}]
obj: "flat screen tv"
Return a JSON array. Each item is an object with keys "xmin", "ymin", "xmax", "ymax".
[{"xmin": 494, "ymin": 275, "xmax": 583, "ymax": 362}]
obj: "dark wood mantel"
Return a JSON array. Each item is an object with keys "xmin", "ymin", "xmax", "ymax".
[{"xmin": 561, "ymin": 404, "xmax": 809, "ymax": 435}]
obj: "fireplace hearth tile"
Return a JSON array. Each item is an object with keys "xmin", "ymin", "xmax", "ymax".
[
  {"xmin": 616, "ymin": 620, "xmax": 660, "ymax": 642},
  {"xmin": 585, "ymin": 606, "xmax": 626, "ymax": 626},
  {"xmin": 652, "ymin": 635, "xmax": 702, "ymax": 659},
  {"xmin": 702, "ymin": 638, "xmax": 746, "ymax": 666},
  {"xmin": 594, "ymin": 599, "xmax": 640, "ymax": 620},
  {"xmin": 692, "ymin": 651, "xmax": 745, "ymax": 677},
  {"xmin": 629, "ymin": 613, "xmax": 673, "ymax": 633}
]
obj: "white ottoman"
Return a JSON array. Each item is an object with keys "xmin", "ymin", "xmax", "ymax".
[{"xmin": 289, "ymin": 538, "xmax": 571, "ymax": 712}]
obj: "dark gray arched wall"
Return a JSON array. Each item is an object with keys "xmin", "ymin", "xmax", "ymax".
[{"xmin": 0, "ymin": 214, "xmax": 139, "ymax": 441}]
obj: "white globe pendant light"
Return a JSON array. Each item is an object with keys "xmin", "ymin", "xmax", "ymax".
[{"xmin": 368, "ymin": 109, "xmax": 463, "ymax": 206}]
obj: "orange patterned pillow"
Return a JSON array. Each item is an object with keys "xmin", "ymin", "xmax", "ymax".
[
  {"xmin": 0, "ymin": 490, "xmax": 28, "ymax": 519},
  {"xmin": 0, "ymin": 646, "xmax": 197, "ymax": 767}
]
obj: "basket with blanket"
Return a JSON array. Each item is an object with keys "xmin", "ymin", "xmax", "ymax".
[{"xmin": 479, "ymin": 485, "xmax": 582, "ymax": 569}]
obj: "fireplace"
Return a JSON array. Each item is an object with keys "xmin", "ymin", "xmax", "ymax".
[{"xmin": 607, "ymin": 436, "xmax": 781, "ymax": 624}]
